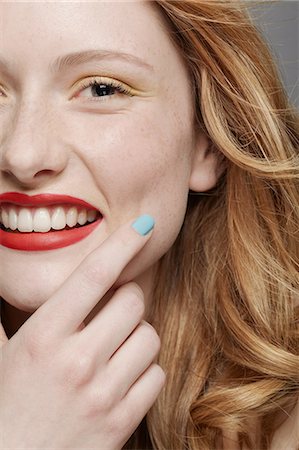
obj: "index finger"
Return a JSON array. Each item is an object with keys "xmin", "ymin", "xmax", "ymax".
[{"xmin": 32, "ymin": 214, "xmax": 155, "ymax": 337}]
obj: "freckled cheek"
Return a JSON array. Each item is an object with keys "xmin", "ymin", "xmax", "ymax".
[
  {"xmin": 73, "ymin": 115, "xmax": 182, "ymax": 168},
  {"xmin": 69, "ymin": 114, "xmax": 192, "ymax": 212}
]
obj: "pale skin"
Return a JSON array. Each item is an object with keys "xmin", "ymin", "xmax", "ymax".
[
  {"xmin": 0, "ymin": 1, "xmax": 297, "ymax": 449},
  {"xmin": 0, "ymin": 1, "xmax": 217, "ymax": 448},
  {"xmin": 0, "ymin": 222, "xmax": 165, "ymax": 449}
]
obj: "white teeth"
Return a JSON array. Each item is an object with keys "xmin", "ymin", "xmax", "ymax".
[
  {"xmin": 66, "ymin": 207, "xmax": 78, "ymax": 227},
  {"xmin": 18, "ymin": 208, "xmax": 33, "ymax": 232},
  {"xmin": 33, "ymin": 208, "xmax": 51, "ymax": 232},
  {"xmin": 8, "ymin": 208, "xmax": 18, "ymax": 230},
  {"xmin": 51, "ymin": 207, "xmax": 66, "ymax": 230},
  {"xmin": 78, "ymin": 209, "xmax": 87, "ymax": 225},
  {"xmin": 0, "ymin": 205, "xmax": 99, "ymax": 232},
  {"xmin": 2, "ymin": 209, "xmax": 9, "ymax": 228}
]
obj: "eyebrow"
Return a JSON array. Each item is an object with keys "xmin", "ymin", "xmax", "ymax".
[
  {"xmin": 51, "ymin": 49, "xmax": 155, "ymax": 74},
  {"xmin": 0, "ymin": 49, "xmax": 155, "ymax": 77}
]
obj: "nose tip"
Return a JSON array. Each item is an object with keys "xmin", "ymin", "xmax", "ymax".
[
  {"xmin": 1, "ymin": 146, "xmax": 66, "ymax": 187},
  {"xmin": 0, "ymin": 129, "xmax": 69, "ymax": 188},
  {"xmin": 0, "ymin": 99, "xmax": 69, "ymax": 188}
]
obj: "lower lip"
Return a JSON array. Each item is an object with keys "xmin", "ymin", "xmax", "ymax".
[{"xmin": 0, "ymin": 218, "xmax": 103, "ymax": 251}]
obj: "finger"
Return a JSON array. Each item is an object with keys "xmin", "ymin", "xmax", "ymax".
[
  {"xmin": 0, "ymin": 322, "xmax": 8, "ymax": 347},
  {"xmin": 32, "ymin": 215, "xmax": 155, "ymax": 337},
  {"xmin": 79, "ymin": 282, "xmax": 145, "ymax": 362},
  {"xmin": 116, "ymin": 364, "xmax": 166, "ymax": 437},
  {"xmin": 105, "ymin": 321, "xmax": 161, "ymax": 397}
]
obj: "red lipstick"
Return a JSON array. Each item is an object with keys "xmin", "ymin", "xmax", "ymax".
[
  {"xmin": 0, "ymin": 192, "xmax": 98, "ymax": 209},
  {"xmin": 0, "ymin": 192, "xmax": 103, "ymax": 251}
]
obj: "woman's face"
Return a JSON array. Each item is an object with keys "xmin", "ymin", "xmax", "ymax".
[{"xmin": 0, "ymin": 1, "xmax": 210, "ymax": 312}]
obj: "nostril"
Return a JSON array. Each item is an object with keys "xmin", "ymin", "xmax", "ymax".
[
  {"xmin": 2, "ymin": 169, "xmax": 14, "ymax": 176},
  {"xmin": 34, "ymin": 169, "xmax": 56, "ymax": 178}
]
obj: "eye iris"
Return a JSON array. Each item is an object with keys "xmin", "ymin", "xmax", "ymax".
[{"xmin": 91, "ymin": 83, "xmax": 116, "ymax": 97}]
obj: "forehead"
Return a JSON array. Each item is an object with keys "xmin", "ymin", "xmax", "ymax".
[{"xmin": 0, "ymin": 1, "xmax": 185, "ymax": 79}]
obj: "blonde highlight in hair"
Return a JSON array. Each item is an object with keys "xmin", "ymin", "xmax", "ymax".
[{"xmin": 124, "ymin": 1, "xmax": 299, "ymax": 449}]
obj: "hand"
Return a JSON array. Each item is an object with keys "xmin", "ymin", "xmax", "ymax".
[{"xmin": 0, "ymin": 217, "xmax": 165, "ymax": 449}]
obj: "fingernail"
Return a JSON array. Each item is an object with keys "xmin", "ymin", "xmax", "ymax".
[{"xmin": 132, "ymin": 214, "xmax": 155, "ymax": 236}]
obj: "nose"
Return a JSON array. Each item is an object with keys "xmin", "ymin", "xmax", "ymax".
[{"xmin": 0, "ymin": 100, "xmax": 68, "ymax": 188}]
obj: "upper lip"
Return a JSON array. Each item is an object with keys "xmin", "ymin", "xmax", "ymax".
[{"xmin": 0, "ymin": 192, "xmax": 100, "ymax": 211}]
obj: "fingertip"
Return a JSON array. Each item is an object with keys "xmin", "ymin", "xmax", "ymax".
[
  {"xmin": 157, "ymin": 364, "xmax": 167, "ymax": 387},
  {"xmin": 131, "ymin": 214, "xmax": 155, "ymax": 236}
]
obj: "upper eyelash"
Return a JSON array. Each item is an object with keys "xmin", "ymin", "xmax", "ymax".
[{"xmin": 74, "ymin": 77, "xmax": 134, "ymax": 99}]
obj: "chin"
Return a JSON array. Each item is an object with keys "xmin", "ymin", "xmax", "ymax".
[
  {"xmin": 0, "ymin": 259, "xmax": 79, "ymax": 313},
  {"xmin": 1, "ymin": 279, "xmax": 64, "ymax": 313},
  {"xmin": 0, "ymin": 239, "xmax": 95, "ymax": 312}
]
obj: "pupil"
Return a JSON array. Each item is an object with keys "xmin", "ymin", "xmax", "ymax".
[{"xmin": 92, "ymin": 83, "xmax": 115, "ymax": 97}]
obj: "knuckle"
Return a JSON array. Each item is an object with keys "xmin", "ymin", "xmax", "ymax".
[
  {"xmin": 22, "ymin": 326, "xmax": 52, "ymax": 361},
  {"xmin": 139, "ymin": 322, "xmax": 161, "ymax": 354},
  {"xmin": 83, "ymin": 259, "xmax": 114, "ymax": 288},
  {"xmin": 126, "ymin": 281, "xmax": 144, "ymax": 299},
  {"xmin": 61, "ymin": 352, "xmax": 95, "ymax": 387},
  {"xmin": 86, "ymin": 383, "xmax": 115, "ymax": 416},
  {"xmin": 120, "ymin": 283, "xmax": 145, "ymax": 317}
]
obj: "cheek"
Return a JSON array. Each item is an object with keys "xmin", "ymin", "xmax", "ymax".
[
  {"xmin": 69, "ymin": 108, "xmax": 193, "ymax": 217},
  {"xmin": 77, "ymin": 111, "xmax": 193, "ymax": 278}
]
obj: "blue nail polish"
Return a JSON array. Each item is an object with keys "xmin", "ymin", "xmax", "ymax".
[{"xmin": 132, "ymin": 214, "xmax": 155, "ymax": 236}]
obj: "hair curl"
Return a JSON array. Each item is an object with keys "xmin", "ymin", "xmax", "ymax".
[{"xmin": 124, "ymin": 1, "xmax": 299, "ymax": 449}]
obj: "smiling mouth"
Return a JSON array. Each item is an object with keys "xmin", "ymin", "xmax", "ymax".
[{"xmin": 0, "ymin": 204, "xmax": 102, "ymax": 233}]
